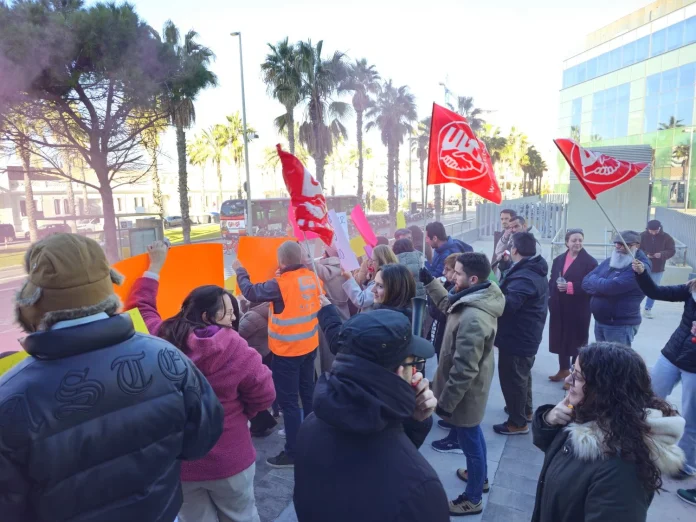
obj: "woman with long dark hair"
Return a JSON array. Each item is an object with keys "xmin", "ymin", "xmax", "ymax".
[
  {"xmin": 372, "ymin": 263, "xmax": 417, "ymax": 312},
  {"xmin": 531, "ymin": 342, "xmax": 685, "ymax": 522},
  {"xmin": 547, "ymin": 229, "xmax": 597, "ymax": 389},
  {"xmin": 126, "ymin": 241, "xmax": 275, "ymax": 522}
]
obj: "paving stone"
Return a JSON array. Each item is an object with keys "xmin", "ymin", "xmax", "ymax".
[
  {"xmin": 488, "ymin": 485, "xmax": 537, "ymax": 514},
  {"xmin": 491, "ymin": 471, "xmax": 540, "ymax": 497}
]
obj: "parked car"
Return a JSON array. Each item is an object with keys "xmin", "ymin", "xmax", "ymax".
[
  {"xmin": 77, "ymin": 217, "xmax": 104, "ymax": 233},
  {"xmin": 0, "ymin": 224, "xmax": 17, "ymax": 242},
  {"xmin": 25, "ymin": 223, "xmax": 72, "ymax": 240},
  {"xmin": 163, "ymin": 216, "xmax": 183, "ymax": 229}
]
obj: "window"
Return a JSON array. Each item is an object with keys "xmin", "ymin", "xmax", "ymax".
[
  {"xmin": 140, "ymin": 197, "xmax": 145, "ymax": 207},
  {"xmin": 54, "ymin": 199, "xmax": 61, "ymax": 215},
  {"xmin": 591, "ymin": 83, "xmax": 631, "ymax": 140},
  {"xmin": 651, "ymin": 28, "xmax": 667, "ymax": 57},
  {"xmin": 571, "ymin": 97, "xmax": 582, "ymax": 138},
  {"xmin": 20, "ymin": 200, "xmax": 26, "ymax": 217},
  {"xmin": 562, "ymin": 19, "xmax": 696, "ymax": 89},
  {"xmin": 133, "ymin": 197, "xmax": 138, "ymax": 209},
  {"xmin": 644, "ymin": 64, "xmax": 696, "ymax": 132},
  {"xmin": 117, "ymin": 198, "xmax": 122, "ymax": 212},
  {"xmin": 63, "ymin": 199, "xmax": 69, "ymax": 214}
]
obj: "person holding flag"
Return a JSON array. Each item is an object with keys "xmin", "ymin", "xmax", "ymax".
[{"xmin": 233, "ymin": 146, "xmax": 332, "ymax": 470}]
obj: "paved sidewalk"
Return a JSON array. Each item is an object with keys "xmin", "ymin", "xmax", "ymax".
[{"xmin": 250, "ymin": 239, "xmax": 695, "ymax": 521}]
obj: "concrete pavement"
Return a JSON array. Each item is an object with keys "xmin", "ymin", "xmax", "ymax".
[{"xmin": 261, "ymin": 239, "xmax": 696, "ymax": 522}]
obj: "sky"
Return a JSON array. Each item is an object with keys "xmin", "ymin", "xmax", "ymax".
[{"xmin": 129, "ymin": 0, "xmax": 650, "ymax": 191}]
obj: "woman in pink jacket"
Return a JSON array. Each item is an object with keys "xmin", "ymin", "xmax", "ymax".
[{"xmin": 126, "ymin": 241, "xmax": 275, "ymax": 522}]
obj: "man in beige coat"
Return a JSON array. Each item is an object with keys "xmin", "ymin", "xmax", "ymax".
[{"xmin": 421, "ymin": 252, "xmax": 505, "ymax": 517}]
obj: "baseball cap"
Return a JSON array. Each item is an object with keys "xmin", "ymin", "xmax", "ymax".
[
  {"xmin": 337, "ymin": 309, "xmax": 435, "ymax": 370},
  {"xmin": 647, "ymin": 220, "xmax": 661, "ymax": 231}
]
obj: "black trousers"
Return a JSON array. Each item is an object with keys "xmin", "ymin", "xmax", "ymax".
[{"xmin": 498, "ymin": 353, "xmax": 535, "ymax": 427}]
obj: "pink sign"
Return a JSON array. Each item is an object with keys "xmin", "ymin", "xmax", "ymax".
[
  {"xmin": 288, "ymin": 206, "xmax": 319, "ymax": 240},
  {"xmin": 350, "ymin": 205, "xmax": 377, "ymax": 247},
  {"xmin": 364, "ymin": 245, "xmax": 374, "ymax": 259}
]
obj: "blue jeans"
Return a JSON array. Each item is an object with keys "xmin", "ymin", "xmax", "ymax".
[
  {"xmin": 651, "ymin": 354, "xmax": 696, "ymax": 472},
  {"xmin": 271, "ymin": 349, "xmax": 317, "ymax": 458},
  {"xmin": 456, "ymin": 426, "xmax": 488, "ymax": 504},
  {"xmin": 643, "ymin": 271, "xmax": 664, "ymax": 311},
  {"xmin": 594, "ymin": 323, "xmax": 639, "ymax": 347}
]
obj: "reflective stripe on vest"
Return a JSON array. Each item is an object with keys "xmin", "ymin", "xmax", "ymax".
[{"xmin": 268, "ymin": 268, "xmax": 321, "ymax": 357}]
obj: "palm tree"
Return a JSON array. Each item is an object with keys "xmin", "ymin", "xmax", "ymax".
[
  {"xmin": 201, "ymin": 125, "xmax": 228, "ymax": 207},
  {"xmin": 162, "ymin": 20, "xmax": 217, "ymax": 243},
  {"xmin": 224, "ymin": 112, "xmax": 257, "ymax": 199},
  {"xmin": 454, "ymin": 96, "xmax": 486, "ymax": 219},
  {"xmin": 673, "ymin": 144, "xmax": 690, "ymax": 179},
  {"xmin": 659, "ymin": 116, "xmax": 685, "ymax": 130},
  {"xmin": 343, "ymin": 59, "xmax": 380, "ymax": 204},
  {"xmin": 366, "ymin": 80, "xmax": 417, "ymax": 229},
  {"xmin": 188, "ymin": 134, "xmax": 210, "ymax": 211},
  {"xmin": 261, "ymin": 38, "xmax": 302, "ymax": 154},
  {"xmin": 296, "ymin": 40, "xmax": 351, "ymax": 186},
  {"xmin": 570, "ymin": 125, "xmax": 581, "ymax": 142},
  {"xmin": 501, "ymin": 127, "xmax": 529, "ymax": 196}
]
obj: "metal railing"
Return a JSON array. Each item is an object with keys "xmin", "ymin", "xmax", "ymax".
[
  {"xmin": 444, "ymin": 218, "xmax": 479, "ymax": 245},
  {"xmin": 655, "ymin": 207, "xmax": 696, "ymax": 269},
  {"xmin": 476, "ymin": 197, "xmax": 568, "ymax": 241}
]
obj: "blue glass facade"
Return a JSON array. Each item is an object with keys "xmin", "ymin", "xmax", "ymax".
[
  {"xmin": 644, "ymin": 63, "xmax": 695, "ymax": 132},
  {"xmin": 591, "ymin": 83, "xmax": 630, "ymax": 140},
  {"xmin": 563, "ymin": 16, "xmax": 696, "ymax": 88}
]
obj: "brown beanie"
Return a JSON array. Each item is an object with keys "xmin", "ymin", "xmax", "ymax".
[{"xmin": 15, "ymin": 233, "xmax": 124, "ymax": 332}]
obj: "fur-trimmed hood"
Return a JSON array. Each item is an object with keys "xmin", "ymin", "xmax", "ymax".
[{"xmin": 564, "ymin": 409, "xmax": 685, "ymax": 474}]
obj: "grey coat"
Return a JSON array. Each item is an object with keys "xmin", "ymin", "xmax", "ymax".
[
  {"xmin": 426, "ymin": 278, "xmax": 505, "ymax": 427},
  {"xmin": 397, "ymin": 251, "xmax": 426, "ymax": 299}
]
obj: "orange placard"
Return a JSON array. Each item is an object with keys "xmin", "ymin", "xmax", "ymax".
[
  {"xmin": 113, "ymin": 243, "xmax": 224, "ymax": 319},
  {"xmin": 235, "ymin": 236, "xmax": 293, "ymax": 294}
]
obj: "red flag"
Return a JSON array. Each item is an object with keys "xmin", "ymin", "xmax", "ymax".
[
  {"xmin": 427, "ymin": 103, "xmax": 502, "ymax": 204},
  {"xmin": 276, "ymin": 144, "xmax": 334, "ymax": 246},
  {"xmin": 554, "ymin": 138, "xmax": 648, "ymax": 200}
]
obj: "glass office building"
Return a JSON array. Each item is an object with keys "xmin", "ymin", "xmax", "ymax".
[{"xmin": 558, "ymin": 0, "xmax": 696, "ymax": 209}]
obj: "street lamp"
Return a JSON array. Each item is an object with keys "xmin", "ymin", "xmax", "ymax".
[{"xmin": 231, "ymin": 31, "xmax": 253, "ymax": 236}]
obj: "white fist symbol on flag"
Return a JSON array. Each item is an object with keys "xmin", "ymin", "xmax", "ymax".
[{"xmin": 439, "ymin": 124, "xmax": 484, "ymax": 175}]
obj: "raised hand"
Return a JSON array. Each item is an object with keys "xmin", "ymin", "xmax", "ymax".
[
  {"xmin": 147, "ymin": 241, "xmax": 169, "ymax": 274},
  {"xmin": 412, "ymin": 373, "xmax": 437, "ymax": 422},
  {"xmin": 632, "ymin": 259, "xmax": 645, "ymax": 274}
]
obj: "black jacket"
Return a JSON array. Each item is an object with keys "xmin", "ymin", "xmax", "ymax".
[
  {"xmin": 639, "ymin": 230, "xmax": 676, "ymax": 273},
  {"xmin": 294, "ymin": 354, "xmax": 449, "ymax": 522},
  {"xmin": 636, "ymin": 270, "xmax": 696, "ymax": 373},
  {"xmin": 316, "ymin": 305, "xmax": 433, "ymax": 448},
  {"xmin": 495, "ymin": 255, "xmax": 549, "ymax": 357},
  {"xmin": 0, "ymin": 315, "xmax": 224, "ymax": 522},
  {"xmin": 531, "ymin": 405, "xmax": 659, "ymax": 522}
]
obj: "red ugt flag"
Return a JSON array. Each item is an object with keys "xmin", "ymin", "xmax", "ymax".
[
  {"xmin": 276, "ymin": 144, "xmax": 335, "ymax": 246},
  {"xmin": 427, "ymin": 103, "xmax": 502, "ymax": 204},
  {"xmin": 554, "ymin": 138, "xmax": 648, "ymax": 200}
]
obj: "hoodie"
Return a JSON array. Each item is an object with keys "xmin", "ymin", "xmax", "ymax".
[
  {"xmin": 293, "ymin": 354, "xmax": 449, "ymax": 522},
  {"xmin": 496, "ymin": 255, "xmax": 550, "ymax": 357},
  {"xmin": 126, "ymin": 277, "xmax": 276, "ymax": 481},
  {"xmin": 426, "ymin": 236, "xmax": 473, "ymax": 278},
  {"xmin": 531, "ymin": 405, "xmax": 685, "ymax": 522}
]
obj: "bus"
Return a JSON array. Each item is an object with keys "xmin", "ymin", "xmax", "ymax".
[{"xmin": 220, "ymin": 196, "xmax": 360, "ymax": 239}]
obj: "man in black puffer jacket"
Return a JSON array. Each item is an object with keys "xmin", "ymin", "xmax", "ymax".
[
  {"xmin": 633, "ymin": 259, "xmax": 696, "ymax": 477},
  {"xmin": 295, "ymin": 310, "xmax": 449, "ymax": 522},
  {"xmin": 0, "ymin": 234, "xmax": 224, "ymax": 522},
  {"xmin": 494, "ymin": 232, "xmax": 549, "ymax": 436}
]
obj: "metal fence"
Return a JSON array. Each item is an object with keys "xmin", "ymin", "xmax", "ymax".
[
  {"xmin": 444, "ymin": 218, "xmax": 479, "ymax": 245},
  {"xmin": 655, "ymin": 207, "xmax": 696, "ymax": 269},
  {"xmin": 476, "ymin": 195, "xmax": 568, "ymax": 240}
]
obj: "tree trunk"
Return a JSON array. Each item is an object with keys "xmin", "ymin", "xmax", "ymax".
[
  {"xmin": 387, "ymin": 142, "xmax": 396, "ymax": 232},
  {"xmin": 419, "ymin": 156, "xmax": 425, "ymax": 210},
  {"xmin": 237, "ymin": 163, "xmax": 243, "ymax": 200},
  {"xmin": 216, "ymin": 160, "xmax": 223, "ymax": 207},
  {"xmin": 315, "ymin": 153, "xmax": 325, "ymax": 187},
  {"xmin": 287, "ymin": 107, "xmax": 295, "ymax": 155},
  {"xmin": 176, "ymin": 124, "xmax": 191, "ymax": 244},
  {"xmin": 357, "ymin": 110, "xmax": 364, "ymax": 203},
  {"xmin": 434, "ymin": 185, "xmax": 441, "ymax": 222},
  {"xmin": 461, "ymin": 188, "xmax": 467, "ymax": 221},
  {"xmin": 20, "ymin": 147, "xmax": 38, "ymax": 243},
  {"xmin": 65, "ymin": 167, "xmax": 77, "ymax": 233},
  {"xmin": 80, "ymin": 165, "xmax": 89, "ymax": 215},
  {"xmin": 395, "ymin": 141, "xmax": 400, "ymax": 212},
  {"xmin": 152, "ymin": 159, "xmax": 164, "ymax": 218},
  {"xmin": 99, "ymin": 183, "xmax": 119, "ymax": 262}
]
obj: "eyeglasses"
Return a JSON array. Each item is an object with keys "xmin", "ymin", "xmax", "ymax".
[
  {"xmin": 402, "ymin": 358, "xmax": 426, "ymax": 373},
  {"xmin": 570, "ymin": 364, "xmax": 584, "ymax": 386}
]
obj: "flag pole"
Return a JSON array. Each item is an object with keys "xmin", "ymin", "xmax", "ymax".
[
  {"xmin": 422, "ymin": 183, "xmax": 428, "ymax": 268},
  {"xmin": 300, "ymin": 231, "xmax": 324, "ymax": 289}
]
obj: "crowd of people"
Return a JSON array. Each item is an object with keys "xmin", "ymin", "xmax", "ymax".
[{"xmin": 0, "ymin": 210, "xmax": 694, "ymax": 521}]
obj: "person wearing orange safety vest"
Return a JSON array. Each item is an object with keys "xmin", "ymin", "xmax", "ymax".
[{"xmin": 234, "ymin": 241, "xmax": 322, "ymax": 470}]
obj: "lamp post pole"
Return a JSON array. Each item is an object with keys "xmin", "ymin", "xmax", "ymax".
[{"xmin": 231, "ymin": 31, "xmax": 253, "ymax": 236}]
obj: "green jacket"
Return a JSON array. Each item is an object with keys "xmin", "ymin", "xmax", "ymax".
[{"xmin": 426, "ymin": 278, "xmax": 505, "ymax": 427}]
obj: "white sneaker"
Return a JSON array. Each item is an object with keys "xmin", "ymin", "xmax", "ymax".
[{"xmin": 643, "ymin": 309, "xmax": 653, "ymax": 319}]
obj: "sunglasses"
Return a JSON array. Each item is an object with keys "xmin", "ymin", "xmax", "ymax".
[{"xmin": 402, "ymin": 358, "xmax": 426, "ymax": 374}]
